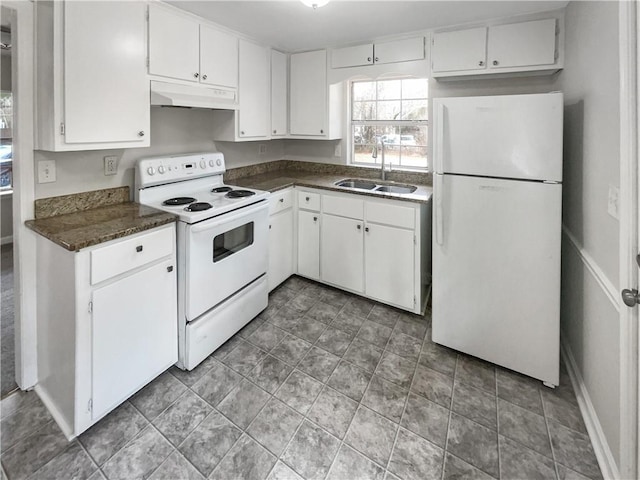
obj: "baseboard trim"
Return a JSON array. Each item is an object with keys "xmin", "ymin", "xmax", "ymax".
[
  {"xmin": 34, "ymin": 384, "xmax": 76, "ymax": 441},
  {"xmin": 562, "ymin": 226, "xmax": 620, "ymax": 312},
  {"xmin": 561, "ymin": 337, "xmax": 620, "ymax": 479},
  {"xmin": 1, "ymin": 235, "xmax": 13, "ymax": 245}
]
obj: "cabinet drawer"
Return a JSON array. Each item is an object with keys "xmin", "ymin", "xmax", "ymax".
[
  {"xmin": 91, "ymin": 226, "xmax": 174, "ymax": 285},
  {"xmin": 323, "ymin": 194, "xmax": 363, "ymax": 220},
  {"xmin": 365, "ymin": 201, "xmax": 415, "ymax": 229},
  {"xmin": 269, "ymin": 189, "xmax": 294, "ymax": 214},
  {"xmin": 298, "ymin": 191, "xmax": 321, "ymax": 211}
]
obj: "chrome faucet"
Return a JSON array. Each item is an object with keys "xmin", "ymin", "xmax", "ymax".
[{"xmin": 372, "ymin": 140, "xmax": 387, "ymax": 181}]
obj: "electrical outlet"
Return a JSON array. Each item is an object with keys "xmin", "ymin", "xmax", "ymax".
[
  {"xmin": 37, "ymin": 160, "xmax": 56, "ymax": 183},
  {"xmin": 258, "ymin": 144, "xmax": 267, "ymax": 155},
  {"xmin": 334, "ymin": 142, "xmax": 342, "ymax": 157},
  {"xmin": 607, "ymin": 184, "xmax": 620, "ymax": 220},
  {"xmin": 104, "ymin": 156, "xmax": 118, "ymax": 176}
]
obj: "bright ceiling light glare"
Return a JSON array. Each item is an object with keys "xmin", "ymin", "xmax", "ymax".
[{"xmin": 300, "ymin": 0, "xmax": 330, "ymax": 10}]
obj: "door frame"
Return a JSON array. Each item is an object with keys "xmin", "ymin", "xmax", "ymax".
[
  {"xmin": 618, "ymin": 1, "xmax": 639, "ymax": 478},
  {"xmin": 2, "ymin": 1, "xmax": 37, "ymax": 391}
]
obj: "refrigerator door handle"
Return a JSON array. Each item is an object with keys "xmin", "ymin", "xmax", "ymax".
[
  {"xmin": 435, "ymin": 174, "xmax": 444, "ymax": 246},
  {"xmin": 434, "ymin": 102, "xmax": 445, "ymax": 173}
]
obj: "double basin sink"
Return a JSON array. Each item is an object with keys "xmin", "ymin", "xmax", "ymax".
[{"xmin": 335, "ymin": 178, "xmax": 418, "ymax": 195}]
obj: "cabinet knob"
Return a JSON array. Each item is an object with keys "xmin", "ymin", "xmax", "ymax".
[
  {"xmin": 138, "ymin": 131, "xmax": 145, "ymax": 137},
  {"xmin": 320, "ymin": 129, "xmax": 324, "ymax": 134},
  {"xmin": 357, "ymin": 224, "xmax": 361, "ymax": 230},
  {"xmin": 365, "ymin": 227, "xmax": 369, "ymax": 232},
  {"xmin": 194, "ymin": 72, "xmax": 199, "ymax": 78},
  {"xmin": 478, "ymin": 60, "xmax": 484, "ymax": 66},
  {"xmin": 273, "ymin": 130, "xmax": 277, "ymax": 134},
  {"xmin": 305, "ymin": 196, "xmax": 310, "ymax": 201},
  {"xmin": 136, "ymin": 245, "xmax": 143, "ymax": 252},
  {"xmin": 202, "ymin": 74, "xmax": 207, "ymax": 80},
  {"xmin": 279, "ymin": 198, "xmax": 284, "ymax": 203},
  {"xmin": 241, "ymin": 131, "xmax": 245, "ymax": 135},
  {"xmin": 313, "ymin": 216, "xmax": 318, "ymax": 222},
  {"xmin": 269, "ymin": 224, "xmax": 272, "ymax": 229},
  {"xmin": 374, "ymin": 57, "xmax": 379, "ymax": 62},
  {"xmin": 492, "ymin": 60, "xmax": 499, "ymax": 66},
  {"xmin": 167, "ymin": 266, "xmax": 173, "ymax": 273},
  {"xmin": 367, "ymin": 57, "xmax": 372, "ymax": 62}
]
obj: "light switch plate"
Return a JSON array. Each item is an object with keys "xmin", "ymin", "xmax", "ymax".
[
  {"xmin": 334, "ymin": 142, "xmax": 342, "ymax": 157},
  {"xmin": 37, "ymin": 160, "xmax": 56, "ymax": 183},
  {"xmin": 607, "ymin": 184, "xmax": 619, "ymax": 220}
]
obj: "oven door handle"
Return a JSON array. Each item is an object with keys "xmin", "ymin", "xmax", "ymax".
[{"xmin": 189, "ymin": 201, "xmax": 269, "ymax": 234}]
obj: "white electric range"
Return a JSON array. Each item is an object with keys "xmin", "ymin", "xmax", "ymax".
[{"xmin": 136, "ymin": 152, "xmax": 270, "ymax": 370}]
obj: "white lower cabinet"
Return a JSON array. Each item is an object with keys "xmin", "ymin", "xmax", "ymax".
[
  {"xmin": 35, "ymin": 224, "xmax": 177, "ymax": 437},
  {"xmin": 321, "ymin": 214, "xmax": 364, "ymax": 293},
  {"xmin": 297, "ymin": 209, "xmax": 321, "ymax": 281},
  {"xmin": 268, "ymin": 189, "xmax": 294, "ymax": 291}
]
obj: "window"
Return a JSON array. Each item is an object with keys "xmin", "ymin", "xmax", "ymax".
[
  {"xmin": 0, "ymin": 91, "xmax": 12, "ymax": 191},
  {"xmin": 351, "ymin": 78, "xmax": 428, "ymax": 169}
]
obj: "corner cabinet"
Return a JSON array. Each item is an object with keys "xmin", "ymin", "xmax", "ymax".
[
  {"xmin": 35, "ymin": 225, "xmax": 178, "ymax": 437},
  {"xmin": 35, "ymin": 1, "xmax": 150, "ymax": 151},
  {"xmin": 432, "ymin": 17, "xmax": 563, "ymax": 79},
  {"xmin": 289, "ymin": 50, "xmax": 343, "ymax": 139}
]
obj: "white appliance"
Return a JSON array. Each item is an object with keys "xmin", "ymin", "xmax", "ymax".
[
  {"xmin": 432, "ymin": 92, "xmax": 563, "ymax": 386},
  {"xmin": 136, "ymin": 153, "xmax": 270, "ymax": 370}
]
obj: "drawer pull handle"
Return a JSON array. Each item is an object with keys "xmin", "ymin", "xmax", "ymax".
[
  {"xmin": 167, "ymin": 266, "xmax": 173, "ymax": 273},
  {"xmin": 136, "ymin": 245, "xmax": 143, "ymax": 252}
]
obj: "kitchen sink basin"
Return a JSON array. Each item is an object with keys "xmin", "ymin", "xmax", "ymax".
[
  {"xmin": 335, "ymin": 179, "xmax": 377, "ymax": 190},
  {"xmin": 375, "ymin": 184, "xmax": 417, "ymax": 194}
]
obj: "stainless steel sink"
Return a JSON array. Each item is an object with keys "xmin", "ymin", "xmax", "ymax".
[
  {"xmin": 375, "ymin": 184, "xmax": 417, "ymax": 194},
  {"xmin": 335, "ymin": 179, "xmax": 377, "ymax": 190}
]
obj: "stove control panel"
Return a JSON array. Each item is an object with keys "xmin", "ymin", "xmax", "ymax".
[{"xmin": 137, "ymin": 153, "xmax": 225, "ymax": 187}]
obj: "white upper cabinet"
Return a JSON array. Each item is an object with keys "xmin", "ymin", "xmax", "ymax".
[
  {"xmin": 290, "ymin": 50, "xmax": 342, "ymax": 139},
  {"xmin": 331, "ymin": 37, "xmax": 424, "ymax": 69},
  {"xmin": 36, "ymin": 0, "xmax": 149, "ymax": 151},
  {"xmin": 148, "ymin": 4, "xmax": 200, "ymax": 82},
  {"xmin": 431, "ymin": 27, "xmax": 487, "ymax": 73},
  {"xmin": 200, "ymin": 24, "xmax": 238, "ymax": 88},
  {"xmin": 432, "ymin": 16, "xmax": 562, "ymax": 79},
  {"xmin": 238, "ymin": 40, "xmax": 270, "ymax": 138},
  {"xmin": 271, "ymin": 50, "xmax": 288, "ymax": 137}
]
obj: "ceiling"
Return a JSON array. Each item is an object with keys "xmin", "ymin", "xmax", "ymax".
[{"xmin": 167, "ymin": 0, "xmax": 568, "ymax": 52}]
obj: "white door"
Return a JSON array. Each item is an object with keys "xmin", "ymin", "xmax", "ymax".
[
  {"xmin": 434, "ymin": 93, "xmax": 563, "ymax": 181},
  {"xmin": 238, "ymin": 40, "xmax": 270, "ymax": 138},
  {"xmin": 321, "ymin": 214, "xmax": 364, "ymax": 293},
  {"xmin": 431, "ymin": 27, "xmax": 487, "ymax": 73},
  {"xmin": 199, "ymin": 25, "xmax": 238, "ymax": 89},
  {"xmin": 364, "ymin": 223, "xmax": 414, "ymax": 309},
  {"xmin": 432, "ymin": 174, "xmax": 561, "ymax": 384},
  {"xmin": 148, "ymin": 4, "xmax": 199, "ymax": 82},
  {"xmin": 268, "ymin": 209, "xmax": 294, "ymax": 291},
  {"xmin": 297, "ymin": 210, "xmax": 320, "ymax": 280},
  {"xmin": 488, "ymin": 19, "xmax": 557, "ymax": 69},
  {"xmin": 374, "ymin": 37, "xmax": 424, "ymax": 65},
  {"xmin": 290, "ymin": 50, "xmax": 326, "ymax": 136},
  {"xmin": 64, "ymin": 2, "xmax": 148, "ymax": 144},
  {"xmin": 271, "ymin": 50, "xmax": 288, "ymax": 137},
  {"xmin": 92, "ymin": 259, "xmax": 177, "ymax": 420}
]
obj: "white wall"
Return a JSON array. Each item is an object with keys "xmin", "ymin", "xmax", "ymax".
[{"xmin": 558, "ymin": 0, "xmax": 621, "ymax": 471}]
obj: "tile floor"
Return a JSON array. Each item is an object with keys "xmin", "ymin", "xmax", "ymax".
[{"xmin": 1, "ymin": 276, "xmax": 602, "ymax": 480}]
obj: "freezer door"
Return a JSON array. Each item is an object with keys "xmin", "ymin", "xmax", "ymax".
[
  {"xmin": 432, "ymin": 174, "xmax": 560, "ymax": 384},
  {"xmin": 433, "ymin": 93, "xmax": 563, "ymax": 182}
]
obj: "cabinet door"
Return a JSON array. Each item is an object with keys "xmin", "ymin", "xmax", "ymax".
[
  {"xmin": 298, "ymin": 210, "xmax": 320, "ymax": 280},
  {"xmin": 271, "ymin": 50, "xmax": 288, "ymax": 136},
  {"xmin": 331, "ymin": 43, "xmax": 374, "ymax": 68},
  {"xmin": 148, "ymin": 4, "xmax": 200, "ymax": 82},
  {"xmin": 290, "ymin": 50, "xmax": 327, "ymax": 136},
  {"xmin": 92, "ymin": 259, "xmax": 177, "ymax": 420},
  {"xmin": 321, "ymin": 214, "xmax": 364, "ymax": 293},
  {"xmin": 268, "ymin": 209, "xmax": 294, "ymax": 291},
  {"xmin": 238, "ymin": 40, "xmax": 270, "ymax": 138},
  {"xmin": 488, "ymin": 19, "xmax": 557, "ymax": 69},
  {"xmin": 365, "ymin": 223, "xmax": 414, "ymax": 309},
  {"xmin": 63, "ymin": 2, "xmax": 149, "ymax": 144},
  {"xmin": 200, "ymin": 25, "xmax": 238, "ymax": 88},
  {"xmin": 374, "ymin": 37, "xmax": 424, "ymax": 65},
  {"xmin": 432, "ymin": 27, "xmax": 487, "ymax": 73}
]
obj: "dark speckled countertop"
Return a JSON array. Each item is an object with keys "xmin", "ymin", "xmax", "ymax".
[
  {"xmin": 26, "ymin": 187, "xmax": 176, "ymax": 251},
  {"xmin": 228, "ymin": 168, "xmax": 433, "ymax": 204}
]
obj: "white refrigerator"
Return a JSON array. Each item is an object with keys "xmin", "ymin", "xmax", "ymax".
[{"xmin": 432, "ymin": 92, "xmax": 563, "ymax": 386}]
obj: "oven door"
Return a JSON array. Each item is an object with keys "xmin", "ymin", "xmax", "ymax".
[{"xmin": 184, "ymin": 201, "xmax": 269, "ymax": 321}]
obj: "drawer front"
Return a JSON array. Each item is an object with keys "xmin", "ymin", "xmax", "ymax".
[
  {"xmin": 269, "ymin": 189, "xmax": 294, "ymax": 214},
  {"xmin": 365, "ymin": 201, "xmax": 415, "ymax": 229},
  {"xmin": 298, "ymin": 191, "xmax": 321, "ymax": 211},
  {"xmin": 91, "ymin": 226, "xmax": 174, "ymax": 285},
  {"xmin": 323, "ymin": 194, "xmax": 364, "ymax": 220}
]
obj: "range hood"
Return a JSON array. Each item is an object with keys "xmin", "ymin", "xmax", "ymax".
[{"xmin": 150, "ymin": 81, "xmax": 238, "ymax": 110}]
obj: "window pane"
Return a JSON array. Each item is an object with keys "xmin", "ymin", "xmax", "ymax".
[
  {"xmin": 402, "ymin": 78, "xmax": 428, "ymax": 99},
  {"xmin": 400, "ymin": 125, "xmax": 428, "ymax": 146},
  {"xmin": 377, "ymin": 80, "xmax": 401, "ymax": 100},
  {"xmin": 353, "ymin": 81, "xmax": 375, "ymax": 101},
  {"xmin": 352, "ymin": 101, "xmax": 377, "ymax": 121},
  {"xmin": 401, "ymin": 100, "xmax": 428, "ymax": 121},
  {"xmin": 399, "ymin": 146, "xmax": 428, "ymax": 168},
  {"xmin": 377, "ymin": 101, "xmax": 401, "ymax": 120}
]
